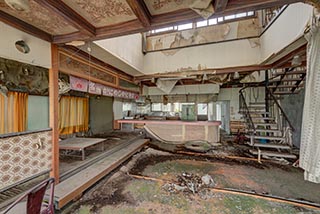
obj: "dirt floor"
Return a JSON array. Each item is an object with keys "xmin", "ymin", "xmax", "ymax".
[{"xmin": 61, "ymin": 146, "xmax": 320, "ymax": 214}]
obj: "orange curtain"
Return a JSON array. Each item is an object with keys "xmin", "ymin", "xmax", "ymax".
[
  {"xmin": 59, "ymin": 96, "xmax": 89, "ymax": 135},
  {"xmin": 0, "ymin": 91, "xmax": 28, "ymax": 134}
]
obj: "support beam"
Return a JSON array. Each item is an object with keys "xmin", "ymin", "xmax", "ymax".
[
  {"xmin": 33, "ymin": 0, "xmax": 96, "ymax": 36},
  {"xmin": 135, "ymin": 65, "xmax": 273, "ymax": 81},
  {"xmin": 126, "ymin": 0, "xmax": 151, "ymax": 27},
  {"xmin": 49, "ymin": 44, "xmax": 60, "ymax": 183},
  {"xmin": 214, "ymin": 0, "xmax": 229, "ymax": 12},
  {"xmin": 0, "ymin": 10, "xmax": 52, "ymax": 42}
]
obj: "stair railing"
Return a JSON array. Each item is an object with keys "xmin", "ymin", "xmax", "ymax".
[
  {"xmin": 266, "ymin": 88, "xmax": 294, "ymax": 146},
  {"xmin": 239, "ymin": 88, "xmax": 256, "ymax": 145}
]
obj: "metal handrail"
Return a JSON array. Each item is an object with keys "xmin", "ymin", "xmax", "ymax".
[
  {"xmin": 239, "ymin": 90, "xmax": 256, "ymax": 133},
  {"xmin": 266, "ymin": 88, "xmax": 295, "ymax": 131}
]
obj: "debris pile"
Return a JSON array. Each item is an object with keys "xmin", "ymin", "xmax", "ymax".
[{"xmin": 163, "ymin": 173, "xmax": 215, "ymax": 194}]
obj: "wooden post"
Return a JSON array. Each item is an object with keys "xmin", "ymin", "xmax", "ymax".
[{"xmin": 49, "ymin": 44, "xmax": 59, "ymax": 183}]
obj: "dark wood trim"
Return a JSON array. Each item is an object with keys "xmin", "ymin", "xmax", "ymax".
[
  {"xmin": 33, "ymin": 0, "xmax": 96, "ymax": 36},
  {"xmin": 215, "ymin": 0, "xmax": 229, "ymax": 12},
  {"xmin": 0, "ymin": 128, "xmax": 52, "ymax": 139},
  {"xmin": 53, "ymin": 32, "xmax": 90, "ymax": 44},
  {"xmin": 95, "ymin": 19, "xmax": 145, "ymax": 40},
  {"xmin": 0, "ymin": 10, "xmax": 52, "ymax": 42},
  {"xmin": 272, "ymin": 45, "xmax": 307, "ymax": 68},
  {"xmin": 126, "ymin": 0, "xmax": 151, "ymax": 27}
]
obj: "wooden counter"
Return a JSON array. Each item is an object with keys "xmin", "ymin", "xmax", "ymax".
[{"xmin": 117, "ymin": 120, "xmax": 221, "ymax": 144}]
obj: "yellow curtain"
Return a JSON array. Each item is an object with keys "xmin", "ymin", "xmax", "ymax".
[
  {"xmin": 0, "ymin": 91, "xmax": 28, "ymax": 134},
  {"xmin": 59, "ymin": 96, "xmax": 89, "ymax": 135}
]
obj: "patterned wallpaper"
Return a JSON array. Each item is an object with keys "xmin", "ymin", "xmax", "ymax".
[{"xmin": 0, "ymin": 130, "xmax": 52, "ymax": 190}]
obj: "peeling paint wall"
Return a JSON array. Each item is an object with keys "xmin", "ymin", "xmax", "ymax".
[
  {"xmin": 146, "ymin": 18, "xmax": 261, "ymax": 52},
  {"xmin": 94, "ymin": 34, "xmax": 144, "ymax": 73},
  {"xmin": 143, "ymin": 39, "xmax": 261, "ymax": 74}
]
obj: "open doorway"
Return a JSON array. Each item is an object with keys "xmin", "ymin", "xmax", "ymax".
[{"xmin": 216, "ymin": 101, "xmax": 230, "ymax": 134}]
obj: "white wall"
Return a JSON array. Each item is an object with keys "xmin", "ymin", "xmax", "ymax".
[
  {"xmin": 260, "ymin": 3, "xmax": 313, "ymax": 61},
  {"xmin": 95, "ymin": 33, "xmax": 144, "ymax": 73},
  {"xmin": 0, "ymin": 21, "xmax": 51, "ymax": 68},
  {"xmin": 217, "ymin": 87, "xmax": 265, "ymax": 120},
  {"xmin": 143, "ymin": 39, "xmax": 261, "ymax": 74}
]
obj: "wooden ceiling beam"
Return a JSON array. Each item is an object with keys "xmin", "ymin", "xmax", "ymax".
[
  {"xmin": 0, "ymin": 10, "xmax": 52, "ymax": 42},
  {"xmin": 214, "ymin": 0, "xmax": 229, "ymax": 12},
  {"xmin": 52, "ymin": 0, "xmax": 304, "ymax": 44},
  {"xmin": 33, "ymin": 0, "xmax": 96, "ymax": 36},
  {"xmin": 126, "ymin": 0, "xmax": 151, "ymax": 27}
]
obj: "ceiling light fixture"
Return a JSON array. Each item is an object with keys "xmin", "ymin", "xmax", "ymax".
[{"xmin": 4, "ymin": 0, "xmax": 29, "ymax": 11}]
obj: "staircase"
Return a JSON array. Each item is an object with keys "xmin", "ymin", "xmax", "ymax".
[{"xmin": 239, "ymin": 85, "xmax": 297, "ymax": 161}]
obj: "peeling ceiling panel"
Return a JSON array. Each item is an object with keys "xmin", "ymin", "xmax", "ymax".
[{"xmin": 61, "ymin": 0, "xmax": 137, "ymax": 27}]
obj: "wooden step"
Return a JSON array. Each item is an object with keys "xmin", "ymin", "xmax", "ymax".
[
  {"xmin": 247, "ymin": 111, "xmax": 271, "ymax": 115},
  {"xmin": 249, "ymin": 150, "xmax": 297, "ymax": 159},
  {"xmin": 269, "ymin": 78, "xmax": 303, "ymax": 82},
  {"xmin": 52, "ymin": 139, "xmax": 149, "ymax": 209},
  {"xmin": 251, "ymin": 143, "xmax": 291, "ymax": 149},
  {"xmin": 249, "ymin": 102, "xmax": 265, "ymax": 106},
  {"xmin": 245, "ymin": 135, "xmax": 284, "ymax": 141},
  {"xmin": 273, "ymin": 91, "xmax": 299, "ymax": 95}
]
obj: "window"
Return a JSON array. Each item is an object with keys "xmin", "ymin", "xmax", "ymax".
[
  {"xmin": 196, "ymin": 20, "xmax": 208, "ymax": 28},
  {"xmin": 178, "ymin": 23, "xmax": 193, "ymax": 31},
  {"xmin": 123, "ymin": 102, "xmax": 132, "ymax": 111},
  {"xmin": 151, "ymin": 103, "xmax": 161, "ymax": 111},
  {"xmin": 162, "ymin": 103, "xmax": 172, "ymax": 112},
  {"xmin": 217, "ymin": 17, "xmax": 224, "ymax": 22},
  {"xmin": 236, "ymin": 13, "xmax": 247, "ymax": 18},
  {"xmin": 208, "ymin": 18, "xmax": 217, "ymax": 25},
  {"xmin": 225, "ymin": 14, "xmax": 236, "ymax": 20},
  {"xmin": 154, "ymin": 26, "xmax": 174, "ymax": 33},
  {"xmin": 247, "ymin": 11, "xmax": 254, "ymax": 16},
  {"xmin": 197, "ymin": 103, "xmax": 208, "ymax": 115}
]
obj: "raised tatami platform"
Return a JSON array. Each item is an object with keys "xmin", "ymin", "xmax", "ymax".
[{"xmin": 53, "ymin": 138, "xmax": 149, "ymax": 209}]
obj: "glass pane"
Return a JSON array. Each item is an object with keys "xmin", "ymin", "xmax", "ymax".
[
  {"xmin": 178, "ymin": 23, "xmax": 193, "ymax": 31},
  {"xmin": 152, "ymin": 103, "xmax": 161, "ymax": 111},
  {"xmin": 247, "ymin": 11, "xmax": 254, "ymax": 16},
  {"xmin": 154, "ymin": 26, "xmax": 174, "ymax": 33},
  {"xmin": 162, "ymin": 103, "xmax": 172, "ymax": 112},
  {"xmin": 217, "ymin": 17, "xmax": 224, "ymax": 22},
  {"xmin": 197, "ymin": 103, "xmax": 208, "ymax": 115},
  {"xmin": 224, "ymin": 14, "xmax": 236, "ymax": 20},
  {"xmin": 196, "ymin": 20, "xmax": 207, "ymax": 28},
  {"xmin": 208, "ymin": 18, "xmax": 217, "ymax": 25},
  {"xmin": 236, "ymin": 13, "xmax": 247, "ymax": 18}
]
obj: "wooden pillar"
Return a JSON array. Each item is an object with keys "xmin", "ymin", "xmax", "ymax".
[{"xmin": 49, "ymin": 44, "xmax": 59, "ymax": 183}]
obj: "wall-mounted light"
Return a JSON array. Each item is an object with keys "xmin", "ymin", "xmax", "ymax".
[
  {"xmin": 0, "ymin": 70, "xmax": 4, "ymax": 80},
  {"xmin": 15, "ymin": 40, "xmax": 30, "ymax": 54},
  {"xmin": 234, "ymin": 72, "xmax": 240, "ymax": 79}
]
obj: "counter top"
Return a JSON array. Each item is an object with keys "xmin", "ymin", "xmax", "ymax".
[{"xmin": 117, "ymin": 119, "xmax": 221, "ymax": 126}]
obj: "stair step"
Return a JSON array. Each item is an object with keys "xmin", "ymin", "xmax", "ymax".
[
  {"xmin": 249, "ymin": 150, "xmax": 297, "ymax": 159},
  {"xmin": 250, "ymin": 116, "xmax": 275, "ymax": 120},
  {"xmin": 273, "ymin": 91, "xmax": 299, "ymax": 95},
  {"xmin": 248, "ymin": 106, "xmax": 265, "ymax": 109},
  {"xmin": 249, "ymin": 102, "xmax": 265, "ymax": 105},
  {"xmin": 245, "ymin": 135, "xmax": 284, "ymax": 141},
  {"xmin": 269, "ymin": 78, "xmax": 303, "ymax": 83},
  {"xmin": 247, "ymin": 111, "xmax": 271, "ymax": 114},
  {"xmin": 251, "ymin": 143, "xmax": 291, "ymax": 149},
  {"xmin": 274, "ymin": 70, "xmax": 306, "ymax": 75},
  {"xmin": 254, "ymin": 123, "xmax": 277, "ymax": 126},
  {"xmin": 246, "ymin": 129, "xmax": 281, "ymax": 133},
  {"xmin": 268, "ymin": 85, "xmax": 303, "ymax": 88}
]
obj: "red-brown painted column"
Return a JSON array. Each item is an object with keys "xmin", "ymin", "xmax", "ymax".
[{"xmin": 49, "ymin": 44, "xmax": 59, "ymax": 183}]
